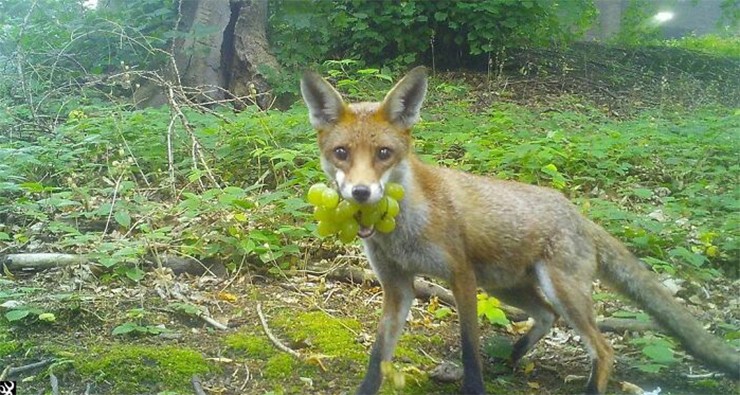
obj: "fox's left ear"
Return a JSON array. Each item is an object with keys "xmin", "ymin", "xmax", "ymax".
[
  {"xmin": 300, "ymin": 71, "xmax": 347, "ymax": 130},
  {"xmin": 381, "ymin": 66, "xmax": 428, "ymax": 129}
]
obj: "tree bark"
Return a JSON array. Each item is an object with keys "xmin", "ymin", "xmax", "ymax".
[
  {"xmin": 134, "ymin": 0, "xmax": 280, "ymax": 109},
  {"xmin": 226, "ymin": 0, "xmax": 280, "ymax": 109},
  {"xmin": 173, "ymin": 0, "xmax": 232, "ymax": 103}
]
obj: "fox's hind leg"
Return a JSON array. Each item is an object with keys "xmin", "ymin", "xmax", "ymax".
[
  {"xmin": 492, "ymin": 286, "xmax": 557, "ymax": 365},
  {"xmin": 534, "ymin": 262, "xmax": 613, "ymax": 395}
]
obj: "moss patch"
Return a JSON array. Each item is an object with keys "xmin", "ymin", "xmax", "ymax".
[
  {"xmin": 0, "ymin": 338, "xmax": 17, "ymax": 358},
  {"xmin": 264, "ymin": 353, "xmax": 295, "ymax": 379},
  {"xmin": 275, "ymin": 310, "xmax": 364, "ymax": 362},
  {"xmin": 224, "ymin": 332, "xmax": 276, "ymax": 359},
  {"xmin": 0, "ymin": 325, "xmax": 17, "ymax": 358},
  {"xmin": 74, "ymin": 344, "xmax": 210, "ymax": 394}
]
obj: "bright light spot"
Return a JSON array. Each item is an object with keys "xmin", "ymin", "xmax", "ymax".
[
  {"xmin": 654, "ymin": 11, "xmax": 674, "ymax": 23},
  {"xmin": 83, "ymin": 0, "xmax": 97, "ymax": 9}
]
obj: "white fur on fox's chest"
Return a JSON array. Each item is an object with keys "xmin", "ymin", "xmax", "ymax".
[{"xmin": 362, "ymin": 199, "xmax": 452, "ymax": 280}]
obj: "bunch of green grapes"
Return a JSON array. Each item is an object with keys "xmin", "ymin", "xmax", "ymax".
[{"xmin": 306, "ymin": 182, "xmax": 405, "ymax": 243}]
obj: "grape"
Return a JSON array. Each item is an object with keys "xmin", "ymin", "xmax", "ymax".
[
  {"xmin": 375, "ymin": 217, "xmax": 396, "ymax": 233},
  {"xmin": 385, "ymin": 197, "xmax": 400, "ymax": 218},
  {"xmin": 385, "ymin": 183, "xmax": 405, "ymax": 201},
  {"xmin": 338, "ymin": 219, "xmax": 360, "ymax": 243},
  {"xmin": 307, "ymin": 183, "xmax": 328, "ymax": 206},
  {"xmin": 335, "ymin": 200, "xmax": 360, "ymax": 220},
  {"xmin": 306, "ymin": 181, "xmax": 404, "ymax": 240},
  {"xmin": 313, "ymin": 206, "xmax": 332, "ymax": 221},
  {"xmin": 316, "ymin": 220, "xmax": 338, "ymax": 237},
  {"xmin": 321, "ymin": 188, "xmax": 340, "ymax": 209},
  {"xmin": 360, "ymin": 205, "xmax": 383, "ymax": 227},
  {"xmin": 375, "ymin": 195, "xmax": 388, "ymax": 214}
]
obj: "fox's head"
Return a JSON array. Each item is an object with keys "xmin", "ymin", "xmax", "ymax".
[{"xmin": 300, "ymin": 67, "xmax": 427, "ymax": 204}]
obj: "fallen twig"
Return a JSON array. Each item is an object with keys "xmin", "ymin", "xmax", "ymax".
[
  {"xmin": 154, "ymin": 306, "xmax": 229, "ymax": 331},
  {"xmin": 199, "ymin": 313, "xmax": 229, "ymax": 330},
  {"xmin": 239, "ymin": 363, "xmax": 251, "ymax": 391},
  {"xmin": 256, "ymin": 303, "xmax": 300, "ymax": 358},
  {"xmin": 2, "ymin": 253, "xmax": 87, "ymax": 272},
  {"xmin": 684, "ymin": 372, "xmax": 723, "ymax": 379},
  {"xmin": 4, "ymin": 358, "xmax": 54, "ymax": 378},
  {"xmin": 191, "ymin": 375, "xmax": 207, "ymax": 395},
  {"xmin": 50, "ymin": 371, "xmax": 59, "ymax": 395}
]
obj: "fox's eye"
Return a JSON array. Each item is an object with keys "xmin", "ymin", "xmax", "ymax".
[
  {"xmin": 377, "ymin": 147, "xmax": 392, "ymax": 160},
  {"xmin": 334, "ymin": 147, "xmax": 348, "ymax": 161}
]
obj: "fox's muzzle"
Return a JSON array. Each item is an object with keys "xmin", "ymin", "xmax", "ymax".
[{"xmin": 351, "ymin": 185, "xmax": 372, "ymax": 202}]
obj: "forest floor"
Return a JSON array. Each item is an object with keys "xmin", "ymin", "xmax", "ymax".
[{"xmin": 1, "ymin": 43, "xmax": 739, "ymax": 395}]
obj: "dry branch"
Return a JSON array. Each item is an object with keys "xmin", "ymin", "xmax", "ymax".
[
  {"xmin": 50, "ymin": 371, "xmax": 59, "ymax": 395},
  {"xmin": 3, "ymin": 359, "xmax": 54, "ymax": 379},
  {"xmin": 256, "ymin": 303, "xmax": 300, "ymax": 358},
  {"xmin": 199, "ymin": 313, "xmax": 229, "ymax": 331},
  {"xmin": 191, "ymin": 375, "xmax": 207, "ymax": 395},
  {"xmin": 2, "ymin": 254, "xmax": 87, "ymax": 272}
]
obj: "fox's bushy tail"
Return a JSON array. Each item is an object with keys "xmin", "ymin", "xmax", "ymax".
[{"xmin": 591, "ymin": 221, "xmax": 740, "ymax": 378}]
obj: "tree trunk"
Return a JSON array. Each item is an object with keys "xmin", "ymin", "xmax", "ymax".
[
  {"xmin": 173, "ymin": 0, "xmax": 232, "ymax": 103},
  {"xmin": 135, "ymin": 0, "xmax": 280, "ymax": 109},
  {"xmin": 225, "ymin": 0, "xmax": 280, "ymax": 109}
]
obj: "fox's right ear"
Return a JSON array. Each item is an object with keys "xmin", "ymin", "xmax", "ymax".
[
  {"xmin": 300, "ymin": 71, "xmax": 346, "ymax": 130},
  {"xmin": 380, "ymin": 66, "xmax": 427, "ymax": 129}
]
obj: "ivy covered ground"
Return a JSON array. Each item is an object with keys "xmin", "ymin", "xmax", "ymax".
[{"xmin": 1, "ymin": 45, "xmax": 739, "ymax": 394}]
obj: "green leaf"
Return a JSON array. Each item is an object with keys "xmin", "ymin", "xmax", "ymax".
[
  {"xmin": 632, "ymin": 188, "xmax": 653, "ymax": 199},
  {"xmin": 6, "ymin": 309, "xmax": 30, "ymax": 322},
  {"xmin": 669, "ymin": 247, "xmax": 707, "ymax": 267},
  {"xmin": 169, "ymin": 302, "xmax": 202, "ymax": 317},
  {"xmin": 434, "ymin": 12, "xmax": 448, "ymax": 21},
  {"xmin": 112, "ymin": 322, "xmax": 139, "ymax": 335},
  {"xmin": 20, "ymin": 182, "xmax": 47, "ymax": 193},
  {"xmin": 541, "ymin": 163, "xmax": 558, "ymax": 174},
  {"xmin": 642, "ymin": 344, "xmax": 676, "ymax": 364},
  {"xmin": 483, "ymin": 307, "xmax": 510, "ymax": 326},
  {"xmin": 114, "ymin": 210, "xmax": 131, "ymax": 228},
  {"xmin": 125, "ymin": 267, "xmax": 146, "ymax": 282},
  {"xmin": 434, "ymin": 307, "xmax": 453, "ymax": 319}
]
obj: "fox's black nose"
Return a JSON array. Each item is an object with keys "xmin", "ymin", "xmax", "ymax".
[{"xmin": 352, "ymin": 185, "xmax": 371, "ymax": 202}]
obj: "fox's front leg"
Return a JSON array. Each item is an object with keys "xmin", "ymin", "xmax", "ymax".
[
  {"xmin": 450, "ymin": 267, "xmax": 486, "ymax": 395},
  {"xmin": 356, "ymin": 271, "xmax": 415, "ymax": 395}
]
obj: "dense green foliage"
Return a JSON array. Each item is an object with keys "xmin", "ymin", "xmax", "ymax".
[
  {"xmin": 269, "ymin": 0, "xmax": 596, "ymax": 68},
  {"xmin": 1, "ymin": 104, "xmax": 317, "ymax": 279},
  {"xmin": 2, "ymin": 78, "xmax": 737, "ymax": 278},
  {"xmin": 665, "ymin": 34, "xmax": 740, "ymax": 58},
  {"xmin": 0, "ymin": 0, "xmax": 738, "ymax": 279},
  {"xmin": 0, "ymin": 0, "xmax": 176, "ymax": 133}
]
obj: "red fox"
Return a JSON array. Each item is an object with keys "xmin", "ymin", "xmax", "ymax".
[{"xmin": 300, "ymin": 67, "xmax": 740, "ymax": 395}]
